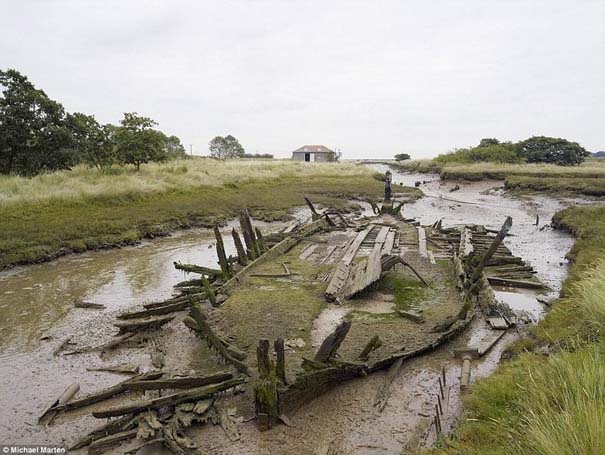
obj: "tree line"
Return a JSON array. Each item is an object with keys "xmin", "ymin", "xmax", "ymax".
[
  {"xmin": 434, "ymin": 137, "xmax": 590, "ymax": 166},
  {"xmin": 0, "ymin": 69, "xmax": 187, "ymax": 176}
]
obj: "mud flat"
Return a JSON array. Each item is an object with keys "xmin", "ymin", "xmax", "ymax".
[{"xmin": 0, "ymin": 168, "xmax": 584, "ymax": 454}]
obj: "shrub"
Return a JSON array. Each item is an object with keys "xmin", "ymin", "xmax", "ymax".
[{"xmin": 518, "ymin": 136, "xmax": 589, "ymax": 166}]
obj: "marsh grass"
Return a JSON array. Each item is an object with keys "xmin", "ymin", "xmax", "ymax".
[
  {"xmin": 0, "ymin": 159, "xmax": 419, "ymax": 268},
  {"xmin": 0, "ymin": 158, "xmax": 372, "ymax": 207}
]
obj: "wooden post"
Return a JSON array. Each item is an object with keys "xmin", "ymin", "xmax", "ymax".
[
  {"xmin": 469, "ymin": 216, "xmax": 513, "ymax": 284},
  {"xmin": 239, "ymin": 210, "xmax": 257, "ymax": 260},
  {"xmin": 304, "ymin": 195, "xmax": 320, "ymax": 220},
  {"xmin": 213, "ymin": 226, "xmax": 231, "ymax": 280},
  {"xmin": 384, "ymin": 170, "xmax": 392, "ymax": 201},
  {"xmin": 244, "ymin": 209, "xmax": 261, "ymax": 258},
  {"xmin": 255, "ymin": 339, "xmax": 279, "ymax": 430},
  {"xmin": 314, "ymin": 320, "xmax": 351, "ymax": 363},
  {"xmin": 358, "ymin": 335, "xmax": 382, "ymax": 361},
  {"xmin": 255, "ymin": 227, "xmax": 267, "ymax": 253},
  {"xmin": 200, "ymin": 274, "xmax": 217, "ymax": 307},
  {"xmin": 231, "ymin": 228, "xmax": 248, "ymax": 266},
  {"xmin": 274, "ymin": 337, "xmax": 286, "ymax": 385}
]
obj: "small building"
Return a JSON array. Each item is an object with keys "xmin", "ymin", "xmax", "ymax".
[{"xmin": 291, "ymin": 145, "xmax": 336, "ymax": 162}]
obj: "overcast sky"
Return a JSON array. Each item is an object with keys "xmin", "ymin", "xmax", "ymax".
[{"xmin": 2, "ymin": 1, "xmax": 604, "ymax": 158}]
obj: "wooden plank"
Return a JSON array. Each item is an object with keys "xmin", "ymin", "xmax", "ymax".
[
  {"xmin": 487, "ymin": 276, "xmax": 545, "ymax": 289},
  {"xmin": 381, "ymin": 230, "xmax": 396, "ymax": 256},
  {"xmin": 299, "ymin": 243, "xmax": 318, "ymax": 260},
  {"xmin": 427, "ymin": 250, "xmax": 436, "ymax": 265},
  {"xmin": 319, "ymin": 245, "xmax": 338, "ymax": 265},
  {"xmin": 341, "ymin": 225, "xmax": 374, "ymax": 265},
  {"xmin": 417, "ymin": 227, "xmax": 428, "ymax": 258}
]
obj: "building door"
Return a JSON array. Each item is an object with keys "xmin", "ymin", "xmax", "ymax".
[{"xmin": 304, "ymin": 153, "xmax": 310, "ymax": 162}]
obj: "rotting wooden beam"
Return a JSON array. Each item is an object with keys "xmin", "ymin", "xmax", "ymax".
[
  {"xmin": 189, "ymin": 303, "xmax": 250, "ymax": 375},
  {"xmin": 214, "ymin": 225, "xmax": 232, "ymax": 280},
  {"xmin": 469, "ymin": 216, "xmax": 513, "ymax": 285},
  {"xmin": 92, "ymin": 378, "xmax": 246, "ymax": 418},
  {"xmin": 124, "ymin": 372, "xmax": 233, "ymax": 391},
  {"xmin": 113, "ymin": 315, "xmax": 174, "ymax": 334},
  {"xmin": 314, "ymin": 320, "xmax": 351, "ymax": 363},
  {"xmin": 173, "ymin": 262, "xmax": 222, "ymax": 277},
  {"xmin": 232, "ymin": 228, "xmax": 248, "ymax": 266}
]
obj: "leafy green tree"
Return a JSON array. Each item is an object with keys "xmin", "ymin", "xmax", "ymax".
[
  {"xmin": 162, "ymin": 134, "xmax": 188, "ymax": 160},
  {"xmin": 67, "ymin": 113, "xmax": 116, "ymax": 171},
  {"xmin": 394, "ymin": 153, "xmax": 411, "ymax": 161},
  {"xmin": 209, "ymin": 135, "xmax": 245, "ymax": 159},
  {"xmin": 518, "ymin": 136, "xmax": 589, "ymax": 166},
  {"xmin": 114, "ymin": 113, "xmax": 167, "ymax": 170},
  {"xmin": 478, "ymin": 138, "xmax": 500, "ymax": 147},
  {"xmin": 0, "ymin": 68, "xmax": 75, "ymax": 175}
]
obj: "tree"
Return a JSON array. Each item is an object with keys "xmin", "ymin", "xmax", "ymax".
[
  {"xmin": 162, "ymin": 134, "xmax": 188, "ymax": 160},
  {"xmin": 67, "ymin": 112, "xmax": 116, "ymax": 171},
  {"xmin": 114, "ymin": 113, "xmax": 167, "ymax": 170},
  {"xmin": 478, "ymin": 138, "xmax": 500, "ymax": 147},
  {"xmin": 517, "ymin": 136, "xmax": 590, "ymax": 166},
  {"xmin": 209, "ymin": 135, "xmax": 245, "ymax": 159},
  {"xmin": 0, "ymin": 68, "xmax": 75, "ymax": 175},
  {"xmin": 394, "ymin": 153, "xmax": 411, "ymax": 161}
]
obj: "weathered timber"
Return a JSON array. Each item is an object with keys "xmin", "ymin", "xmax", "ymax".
[
  {"xmin": 255, "ymin": 339, "xmax": 280, "ymax": 430},
  {"xmin": 358, "ymin": 335, "xmax": 382, "ymax": 361},
  {"xmin": 299, "ymin": 243, "xmax": 318, "ymax": 260},
  {"xmin": 69, "ymin": 414, "xmax": 136, "ymax": 451},
  {"xmin": 275, "ymin": 337, "xmax": 287, "ymax": 385},
  {"xmin": 87, "ymin": 363, "xmax": 140, "ymax": 375},
  {"xmin": 218, "ymin": 406, "xmax": 240, "ymax": 442},
  {"xmin": 74, "ymin": 301, "xmax": 105, "ymax": 310},
  {"xmin": 51, "ymin": 371, "xmax": 163, "ymax": 413},
  {"xmin": 64, "ymin": 332, "xmax": 139, "ymax": 356},
  {"xmin": 314, "ymin": 320, "xmax": 351, "ymax": 363},
  {"xmin": 88, "ymin": 429, "xmax": 138, "ymax": 455},
  {"xmin": 117, "ymin": 301, "xmax": 190, "ymax": 320},
  {"xmin": 232, "ymin": 228, "xmax": 248, "ymax": 266},
  {"xmin": 344, "ymin": 226, "xmax": 390, "ymax": 299},
  {"xmin": 304, "ymin": 195, "xmax": 320, "ymax": 219},
  {"xmin": 125, "ymin": 372, "xmax": 233, "ymax": 391},
  {"xmin": 39, "ymin": 382, "xmax": 80, "ymax": 424},
  {"xmin": 173, "ymin": 262, "xmax": 222, "ymax": 277},
  {"xmin": 214, "ymin": 225, "xmax": 232, "ymax": 280},
  {"xmin": 255, "ymin": 227, "xmax": 267, "ymax": 253},
  {"xmin": 113, "ymin": 315, "xmax": 174, "ymax": 334},
  {"xmin": 469, "ymin": 216, "xmax": 513, "ymax": 284},
  {"xmin": 280, "ymin": 363, "xmax": 366, "ymax": 415},
  {"xmin": 397, "ymin": 309, "xmax": 425, "ymax": 323},
  {"xmin": 93, "ymin": 378, "xmax": 246, "ymax": 418},
  {"xmin": 200, "ymin": 274, "xmax": 217, "ymax": 307},
  {"xmin": 418, "ymin": 226, "xmax": 428, "ymax": 258},
  {"xmin": 374, "ymin": 357, "xmax": 403, "ymax": 411},
  {"xmin": 189, "ymin": 303, "xmax": 249, "ymax": 375},
  {"xmin": 222, "ymin": 218, "xmax": 329, "ymax": 295},
  {"xmin": 486, "ymin": 276, "xmax": 546, "ymax": 289}
]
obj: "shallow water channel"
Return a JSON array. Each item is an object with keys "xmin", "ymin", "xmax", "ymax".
[{"xmin": 0, "ymin": 168, "xmax": 590, "ymax": 453}]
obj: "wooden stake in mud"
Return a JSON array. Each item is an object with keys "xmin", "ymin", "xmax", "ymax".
[
  {"xmin": 244, "ymin": 208, "xmax": 261, "ymax": 258},
  {"xmin": 275, "ymin": 337, "xmax": 287, "ymax": 385},
  {"xmin": 384, "ymin": 170, "xmax": 392, "ymax": 201},
  {"xmin": 200, "ymin": 274, "xmax": 217, "ymax": 307},
  {"xmin": 358, "ymin": 335, "xmax": 382, "ymax": 361},
  {"xmin": 213, "ymin": 225, "xmax": 232, "ymax": 280},
  {"xmin": 314, "ymin": 320, "xmax": 351, "ymax": 363},
  {"xmin": 231, "ymin": 228, "xmax": 248, "ymax": 266},
  {"xmin": 255, "ymin": 227, "xmax": 267, "ymax": 253},
  {"xmin": 469, "ymin": 216, "xmax": 513, "ymax": 285},
  {"xmin": 255, "ymin": 339, "xmax": 280, "ymax": 431},
  {"xmin": 304, "ymin": 195, "xmax": 320, "ymax": 220},
  {"xmin": 239, "ymin": 209, "xmax": 257, "ymax": 259}
]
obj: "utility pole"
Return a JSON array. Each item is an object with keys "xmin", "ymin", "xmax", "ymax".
[{"xmin": 189, "ymin": 144, "xmax": 193, "ymax": 156}]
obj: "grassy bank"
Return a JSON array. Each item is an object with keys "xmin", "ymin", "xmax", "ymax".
[
  {"xmin": 0, "ymin": 159, "xmax": 419, "ymax": 269},
  {"xmin": 432, "ymin": 205, "xmax": 605, "ymax": 454},
  {"xmin": 394, "ymin": 159, "xmax": 605, "ymax": 197}
]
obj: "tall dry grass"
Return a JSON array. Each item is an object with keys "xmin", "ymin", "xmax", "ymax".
[{"xmin": 0, "ymin": 158, "xmax": 371, "ymax": 206}]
